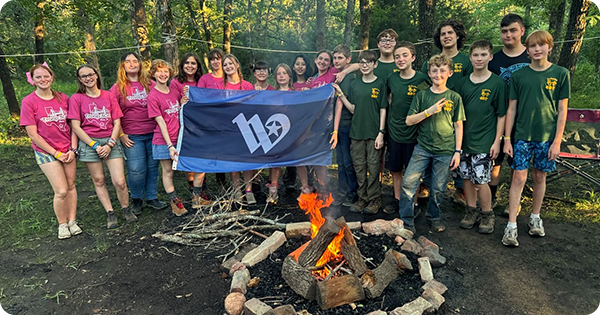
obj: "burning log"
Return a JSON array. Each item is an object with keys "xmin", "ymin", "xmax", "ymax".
[
  {"xmin": 336, "ymin": 217, "xmax": 368, "ymax": 276},
  {"xmin": 316, "ymin": 274, "xmax": 365, "ymax": 310},
  {"xmin": 362, "ymin": 250, "xmax": 413, "ymax": 299},
  {"xmin": 297, "ymin": 218, "xmax": 341, "ymax": 268},
  {"xmin": 281, "ymin": 255, "xmax": 317, "ymax": 300}
]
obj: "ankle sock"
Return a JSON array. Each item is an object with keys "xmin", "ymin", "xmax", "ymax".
[
  {"xmin": 192, "ymin": 186, "xmax": 203, "ymax": 196},
  {"xmin": 167, "ymin": 191, "xmax": 178, "ymax": 201},
  {"xmin": 530, "ymin": 213, "xmax": 540, "ymax": 219},
  {"xmin": 507, "ymin": 222, "xmax": 517, "ymax": 229}
]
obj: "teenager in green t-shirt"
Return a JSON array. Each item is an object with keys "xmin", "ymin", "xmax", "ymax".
[
  {"xmin": 334, "ymin": 50, "xmax": 387, "ymax": 214},
  {"xmin": 383, "ymin": 41, "xmax": 430, "ymax": 215},
  {"xmin": 398, "ymin": 55, "xmax": 465, "ymax": 233},
  {"xmin": 374, "ymin": 29, "xmax": 400, "ymax": 80},
  {"xmin": 502, "ymin": 30, "xmax": 570, "ymax": 247},
  {"xmin": 455, "ymin": 40, "xmax": 507, "ymax": 234}
]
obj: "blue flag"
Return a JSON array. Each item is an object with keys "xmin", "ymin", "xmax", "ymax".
[{"xmin": 174, "ymin": 85, "xmax": 335, "ymax": 172}]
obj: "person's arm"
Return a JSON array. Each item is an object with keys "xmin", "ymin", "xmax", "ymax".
[
  {"xmin": 450, "ymin": 120, "xmax": 463, "ymax": 170},
  {"xmin": 334, "ymin": 63, "xmax": 360, "ymax": 83},
  {"xmin": 375, "ymin": 108, "xmax": 386, "ymax": 149},
  {"xmin": 503, "ymin": 99, "xmax": 517, "ymax": 157},
  {"xmin": 155, "ymin": 116, "xmax": 178, "ymax": 161},
  {"xmin": 332, "ymin": 83, "xmax": 355, "ymax": 114},
  {"xmin": 330, "ymin": 97, "xmax": 343, "ymax": 150},
  {"xmin": 548, "ymin": 99, "xmax": 568, "ymax": 161},
  {"xmin": 490, "ymin": 116, "xmax": 506, "ymax": 159},
  {"xmin": 70, "ymin": 120, "xmax": 107, "ymax": 158},
  {"xmin": 25, "ymin": 125, "xmax": 72, "ymax": 163},
  {"xmin": 406, "ymin": 98, "xmax": 445, "ymax": 126}
]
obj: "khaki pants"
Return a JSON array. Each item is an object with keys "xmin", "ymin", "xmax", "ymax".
[{"xmin": 351, "ymin": 139, "xmax": 382, "ymax": 202}]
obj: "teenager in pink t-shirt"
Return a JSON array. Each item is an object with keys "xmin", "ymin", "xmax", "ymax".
[
  {"xmin": 197, "ymin": 48, "xmax": 224, "ymax": 89},
  {"xmin": 69, "ymin": 64, "xmax": 136, "ymax": 229},
  {"xmin": 20, "ymin": 64, "xmax": 79, "ymax": 240},
  {"xmin": 252, "ymin": 60, "xmax": 275, "ymax": 91},
  {"xmin": 110, "ymin": 52, "xmax": 166, "ymax": 215},
  {"xmin": 292, "ymin": 55, "xmax": 313, "ymax": 91}
]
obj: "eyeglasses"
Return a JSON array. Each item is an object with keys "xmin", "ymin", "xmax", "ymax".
[
  {"xmin": 255, "ymin": 69, "xmax": 268, "ymax": 74},
  {"xmin": 359, "ymin": 61, "xmax": 374, "ymax": 66},
  {"xmin": 79, "ymin": 73, "xmax": 96, "ymax": 79},
  {"xmin": 379, "ymin": 39, "xmax": 396, "ymax": 45}
]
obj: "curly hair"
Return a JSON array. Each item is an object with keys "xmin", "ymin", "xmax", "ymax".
[
  {"xmin": 433, "ymin": 19, "xmax": 467, "ymax": 51},
  {"xmin": 176, "ymin": 52, "xmax": 203, "ymax": 83}
]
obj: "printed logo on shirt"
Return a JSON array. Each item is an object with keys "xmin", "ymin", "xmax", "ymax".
[
  {"xmin": 371, "ymin": 88, "xmax": 380, "ymax": 99},
  {"xmin": 232, "ymin": 113, "xmax": 291, "ymax": 154},
  {"xmin": 164, "ymin": 99, "xmax": 181, "ymax": 117},
  {"xmin": 407, "ymin": 85, "xmax": 418, "ymax": 96},
  {"xmin": 454, "ymin": 63, "xmax": 463, "ymax": 73},
  {"xmin": 127, "ymin": 87, "xmax": 149, "ymax": 107},
  {"xmin": 444, "ymin": 100, "xmax": 454, "ymax": 111},
  {"xmin": 393, "ymin": 69, "xmax": 400, "ymax": 73},
  {"xmin": 41, "ymin": 107, "xmax": 68, "ymax": 132},
  {"xmin": 479, "ymin": 89, "xmax": 491, "ymax": 101},
  {"xmin": 545, "ymin": 78, "xmax": 558, "ymax": 91},
  {"xmin": 85, "ymin": 102, "xmax": 111, "ymax": 129}
]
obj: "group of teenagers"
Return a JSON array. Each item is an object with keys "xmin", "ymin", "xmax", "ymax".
[{"xmin": 22, "ymin": 13, "xmax": 569, "ymax": 247}]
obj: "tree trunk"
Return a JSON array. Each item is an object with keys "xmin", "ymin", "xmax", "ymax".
[
  {"xmin": 315, "ymin": 0, "xmax": 326, "ymax": 50},
  {"xmin": 223, "ymin": 0, "xmax": 233, "ymax": 53},
  {"xmin": 417, "ymin": 0, "xmax": 435, "ymax": 69},
  {"xmin": 343, "ymin": 0, "xmax": 356, "ymax": 47},
  {"xmin": 200, "ymin": 0, "xmax": 214, "ymax": 50},
  {"xmin": 357, "ymin": 0, "xmax": 371, "ymax": 50},
  {"xmin": 548, "ymin": 0, "xmax": 566, "ymax": 63},
  {"xmin": 183, "ymin": 0, "xmax": 209, "ymax": 72},
  {"xmin": 34, "ymin": 1, "xmax": 46, "ymax": 64},
  {"xmin": 558, "ymin": 0, "xmax": 591, "ymax": 78},
  {"xmin": 76, "ymin": 7, "xmax": 101, "ymax": 76},
  {"xmin": 156, "ymin": 0, "xmax": 179, "ymax": 69},
  {"xmin": 130, "ymin": 0, "xmax": 151, "ymax": 67},
  {"xmin": 0, "ymin": 43, "xmax": 20, "ymax": 116}
]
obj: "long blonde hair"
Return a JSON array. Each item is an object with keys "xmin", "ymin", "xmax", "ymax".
[
  {"xmin": 117, "ymin": 52, "xmax": 151, "ymax": 97},
  {"xmin": 222, "ymin": 54, "xmax": 244, "ymax": 90},
  {"xmin": 274, "ymin": 64, "xmax": 294, "ymax": 91},
  {"xmin": 29, "ymin": 64, "xmax": 62, "ymax": 102}
]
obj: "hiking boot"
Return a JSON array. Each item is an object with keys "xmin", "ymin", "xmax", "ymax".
[
  {"xmin": 170, "ymin": 198, "xmax": 189, "ymax": 216},
  {"xmin": 58, "ymin": 223, "xmax": 71, "ymax": 239},
  {"xmin": 192, "ymin": 191, "xmax": 212, "ymax": 209},
  {"xmin": 452, "ymin": 188, "xmax": 467, "ymax": 207},
  {"xmin": 429, "ymin": 220, "xmax": 446, "ymax": 232},
  {"xmin": 503, "ymin": 203, "xmax": 522, "ymax": 217},
  {"xmin": 528, "ymin": 217, "xmax": 546, "ymax": 237},
  {"xmin": 342, "ymin": 195, "xmax": 357, "ymax": 207},
  {"xmin": 478, "ymin": 210, "xmax": 495, "ymax": 234},
  {"xmin": 266, "ymin": 183, "xmax": 279, "ymax": 204},
  {"xmin": 502, "ymin": 226, "xmax": 519, "ymax": 247},
  {"xmin": 245, "ymin": 191, "xmax": 257, "ymax": 205},
  {"xmin": 383, "ymin": 198, "xmax": 400, "ymax": 214},
  {"xmin": 122, "ymin": 207, "xmax": 138, "ymax": 223},
  {"xmin": 146, "ymin": 199, "xmax": 168, "ymax": 210},
  {"xmin": 459, "ymin": 206, "xmax": 480, "ymax": 229},
  {"xmin": 417, "ymin": 185, "xmax": 430, "ymax": 198},
  {"xmin": 363, "ymin": 198, "xmax": 381, "ymax": 214},
  {"xmin": 349, "ymin": 199, "xmax": 368, "ymax": 213},
  {"xmin": 332, "ymin": 192, "xmax": 345, "ymax": 206},
  {"xmin": 68, "ymin": 220, "xmax": 82, "ymax": 236},
  {"xmin": 107, "ymin": 211, "xmax": 118, "ymax": 229},
  {"xmin": 200, "ymin": 190, "xmax": 212, "ymax": 204},
  {"xmin": 131, "ymin": 198, "xmax": 143, "ymax": 215}
]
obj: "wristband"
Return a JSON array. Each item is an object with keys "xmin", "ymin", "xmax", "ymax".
[
  {"xmin": 424, "ymin": 111, "xmax": 430, "ymax": 118},
  {"xmin": 332, "ymin": 130, "xmax": 338, "ymax": 134},
  {"xmin": 119, "ymin": 133, "xmax": 125, "ymax": 138},
  {"xmin": 167, "ymin": 144, "xmax": 174, "ymax": 149},
  {"xmin": 89, "ymin": 140, "xmax": 96, "ymax": 148},
  {"xmin": 503, "ymin": 136, "xmax": 511, "ymax": 140},
  {"xmin": 92, "ymin": 142, "xmax": 99, "ymax": 150},
  {"xmin": 55, "ymin": 151, "xmax": 62, "ymax": 158},
  {"xmin": 335, "ymin": 92, "xmax": 344, "ymax": 97},
  {"xmin": 69, "ymin": 148, "xmax": 79, "ymax": 156},
  {"xmin": 108, "ymin": 138, "xmax": 117, "ymax": 147}
]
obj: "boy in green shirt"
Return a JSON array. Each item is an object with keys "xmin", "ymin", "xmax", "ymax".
[
  {"xmin": 374, "ymin": 29, "xmax": 400, "ymax": 80},
  {"xmin": 383, "ymin": 41, "xmax": 430, "ymax": 214},
  {"xmin": 455, "ymin": 40, "xmax": 507, "ymax": 234},
  {"xmin": 334, "ymin": 50, "xmax": 387, "ymax": 214},
  {"xmin": 399, "ymin": 54, "xmax": 465, "ymax": 233},
  {"xmin": 502, "ymin": 30, "xmax": 570, "ymax": 247}
]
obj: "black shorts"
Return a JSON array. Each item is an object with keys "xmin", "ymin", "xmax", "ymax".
[
  {"xmin": 385, "ymin": 138, "xmax": 416, "ymax": 173},
  {"xmin": 494, "ymin": 138, "xmax": 513, "ymax": 167}
]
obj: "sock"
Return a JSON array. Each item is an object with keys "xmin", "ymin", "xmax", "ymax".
[
  {"xmin": 530, "ymin": 213, "xmax": 540, "ymax": 219},
  {"xmin": 489, "ymin": 185, "xmax": 498, "ymax": 199},
  {"xmin": 192, "ymin": 186, "xmax": 203, "ymax": 196},
  {"xmin": 166, "ymin": 191, "xmax": 177, "ymax": 201},
  {"xmin": 188, "ymin": 180, "xmax": 194, "ymax": 188},
  {"xmin": 507, "ymin": 222, "xmax": 517, "ymax": 229}
]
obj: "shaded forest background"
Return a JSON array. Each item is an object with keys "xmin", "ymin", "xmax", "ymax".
[{"xmin": 0, "ymin": 0, "xmax": 599, "ymax": 120}]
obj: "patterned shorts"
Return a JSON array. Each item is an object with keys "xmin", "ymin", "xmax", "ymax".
[
  {"xmin": 457, "ymin": 153, "xmax": 493, "ymax": 185},
  {"xmin": 511, "ymin": 139, "xmax": 556, "ymax": 172},
  {"xmin": 34, "ymin": 150, "xmax": 58, "ymax": 165}
]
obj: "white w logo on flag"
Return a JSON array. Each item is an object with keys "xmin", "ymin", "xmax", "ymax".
[{"xmin": 232, "ymin": 113, "xmax": 291, "ymax": 154}]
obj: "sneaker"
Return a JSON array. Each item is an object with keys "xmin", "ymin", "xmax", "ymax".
[
  {"xmin": 266, "ymin": 183, "xmax": 279, "ymax": 204},
  {"xmin": 429, "ymin": 220, "xmax": 446, "ymax": 232},
  {"xmin": 502, "ymin": 226, "xmax": 519, "ymax": 247},
  {"xmin": 349, "ymin": 199, "xmax": 368, "ymax": 213},
  {"xmin": 107, "ymin": 211, "xmax": 118, "ymax": 229},
  {"xmin": 331, "ymin": 192, "xmax": 345, "ymax": 206},
  {"xmin": 452, "ymin": 189, "xmax": 467, "ymax": 207},
  {"xmin": 233, "ymin": 189, "xmax": 243, "ymax": 201},
  {"xmin": 459, "ymin": 206, "xmax": 480, "ymax": 229},
  {"xmin": 417, "ymin": 185, "xmax": 430, "ymax": 199},
  {"xmin": 528, "ymin": 217, "xmax": 546, "ymax": 237},
  {"xmin": 363, "ymin": 198, "xmax": 381, "ymax": 214},
  {"xmin": 122, "ymin": 207, "xmax": 138, "ymax": 223},
  {"xmin": 300, "ymin": 186, "xmax": 314, "ymax": 195},
  {"xmin": 383, "ymin": 198, "xmax": 399, "ymax": 214},
  {"xmin": 503, "ymin": 203, "xmax": 522, "ymax": 217},
  {"xmin": 146, "ymin": 199, "xmax": 168, "ymax": 210},
  {"xmin": 342, "ymin": 195, "xmax": 357, "ymax": 207},
  {"xmin": 170, "ymin": 198, "xmax": 189, "ymax": 216},
  {"xmin": 58, "ymin": 223, "xmax": 71, "ymax": 239},
  {"xmin": 131, "ymin": 198, "xmax": 143, "ymax": 215},
  {"xmin": 245, "ymin": 191, "xmax": 257, "ymax": 205},
  {"xmin": 68, "ymin": 220, "xmax": 82, "ymax": 236},
  {"xmin": 478, "ymin": 211, "xmax": 495, "ymax": 234}
]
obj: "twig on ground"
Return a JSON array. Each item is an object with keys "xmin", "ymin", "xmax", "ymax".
[{"xmin": 159, "ymin": 246, "xmax": 183, "ymax": 257}]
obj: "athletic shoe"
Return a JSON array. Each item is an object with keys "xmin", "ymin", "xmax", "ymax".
[
  {"xmin": 170, "ymin": 198, "xmax": 189, "ymax": 216},
  {"xmin": 146, "ymin": 199, "xmax": 168, "ymax": 210},
  {"xmin": 417, "ymin": 185, "xmax": 430, "ymax": 198},
  {"xmin": 192, "ymin": 194, "xmax": 211, "ymax": 208},
  {"xmin": 122, "ymin": 207, "xmax": 138, "ymax": 223},
  {"xmin": 349, "ymin": 199, "xmax": 368, "ymax": 213},
  {"xmin": 58, "ymin": 223, "xmax": 71, "ymax": 239},
  {"xmin": 68, "ymin": 220, "xmax": 82, "ymax": 236},
  {"xmin": 342, "ymin": 195, "xmax": 357, "ymax": 207},
  {"xmin": 245, "ymin": 191, "xmax": 257, "ymax": 205},
  {"xmin": 528, "ymin": 217, "xmax": 546, "ymax": 237},
  {"xmin": 266, "ymin": 183, "xmax": 279, "ymax": 204},
  {"xmin": 478, "ymin": 211, "xmax": 495, "ymax": 234},
  {"xmin": 429, "ymin": 220, "xmax": 446, "ymax": 232},
  {"xmin": 502, "ymin": 226, "xmax": 519, "ymax": 247},
  {"xmin": 363, "ymin": 198, "xmax": 381, "ymax": 214},
  {"xmin": 459, "ymin": 206, "xmax": 479, "ymax": 229},
  {"xmin": 452, "ymin": 189, "xmax": 467, "ymax": 207},
  {"xmin": 383, "ymin": 198, "xmax": 399, "ymax": 214},
  {"xmin": 131, "ymin": 198, "xmax": 143, "ymax": 215},
  {"xmin": 331, "ymin": 192, "xmax": 345, "ymax": 206},
  {"xmin": 107, "ymin": 211, "xmax": 118, "ymax": 229}
]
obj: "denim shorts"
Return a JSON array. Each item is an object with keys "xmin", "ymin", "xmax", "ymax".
[
  {"xmin": 511, "ymin": 139, "xmax": 556, "ymax": 172},
  {"xmin": 152, "ymin": 144, "xmax": 172, "ymax": 160},
  {"xmin": 34, "ymin": 150, "xmax": 58, "ymax": 165},
  {"xmin": 78, "ymin": 137, "xmax": 125, "ymax": 162},
  {"xmin": 457, "ymin": 153, "xmax": 493, "ymax": 185}
]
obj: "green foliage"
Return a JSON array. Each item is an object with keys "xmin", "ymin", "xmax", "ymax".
[{"xmin": 570, "ymin": 62, "xmax": 600, "ymax": 109}]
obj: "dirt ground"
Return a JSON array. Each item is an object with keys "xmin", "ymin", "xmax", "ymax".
[{"xmin": 1, "ymin": 144, "xmax": 600, "ymax": 315}]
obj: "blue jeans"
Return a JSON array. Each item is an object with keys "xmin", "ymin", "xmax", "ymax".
[
  {"xmin": 336, "ymin": 126, "xmax": 358, "ymax": 198},
  {"xmin": 122, "ymin": 133, "xmax": 160, "ymax": 200},
  {"xmin": 399, "ymin": 145, "xmax": 452, "ymax": 227}
]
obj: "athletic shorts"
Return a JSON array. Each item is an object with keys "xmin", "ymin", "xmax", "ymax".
[
  {"xmin": 457, "ymin": 153, "xmax": 493, "ymax": 185},
  {"xmin": 34, "ymin": 150, "xmax": 58, "ymax": 165},
  {"xmin": 511, "ymin": 139, "xmax": 556, "ymax": 172},
  {"xmin": 385, "ymin": 138, "xmax": 416, "ymax": 173},
  {"xmin": 79, "ymin": 137, "xmax": 124, "ymax": 162}
]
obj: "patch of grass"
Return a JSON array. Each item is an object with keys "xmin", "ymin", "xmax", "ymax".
[
  {"xmin": 94, "ymin": 237, "xmax": 110, "ymax": 253},
  {"xmin": 0, "ymin": 198, "xmax": 55, "ymax": 248},
  {"xmin": 44, "ymin": 290, "xmax": 67, "ymax": 305}
]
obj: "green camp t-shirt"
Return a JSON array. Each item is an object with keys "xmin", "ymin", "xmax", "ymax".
[
  {"xmin": 420, "ymin": 52, "xmax": 473, "ymax": 89},
  {"xmin": 509, "ymin": 64, "xmax": 570, "ymax": 142},
  {"xmin": 455, "ymin": 74, "xmax": 507, "ymax": 154},
  {"xmin": 374, "ymin": 60, "xmax": 399, "ymax": 80},
  {"xmin": 349, "ymin": 77, "xmax": 388, "ymax": 140},
  {"xmin": 408, "ymin": 89, "xmax": 465, "ymax": 155},
  {"xmin": 338, "ymin": 72, "xmax": 356, "ymax": 128},
  {"xmin": 387, "ymin": 71, "xmax": 430, "ymax": 143}
]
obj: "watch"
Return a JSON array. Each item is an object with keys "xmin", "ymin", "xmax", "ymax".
[
  {"xmin": 379, "ymin": 129, "xmax": 386, "ymax": 134},
  {"xmin": 454, "ymin": 149, "xmax": 463, "ymax": 154}
]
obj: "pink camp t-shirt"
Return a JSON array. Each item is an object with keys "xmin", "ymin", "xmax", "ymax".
[
  {"xmin": 68, "ymin": 90, "xmax": 123, "ymax": 138},
  {"xmin": 309, "ymin": 67, "xmax": 338, "ymax": 89},
  {"xmin": 110, "ymin": 81, "xmax": 156, "ymax": 135},
  {"xmin": 20, "ymin": 92, "xmax": 71, "ymax": 153},
  {"xmin": 216, "ymin": 80, "xmax": 255, "ymax": 91},
  {"xmin": 169, "ymin": 78, "xmax": 198, "ymax": 100},
  {"xmin": 293, "ymin": 81, "xmax": 310, "ymax": 91},
  {"xmin": 197, "ymin": 73, "xmax": 223, "ymax": 89},
  {"xmin": 147, "ymin": 87, "xmax": 181, "ymax": 145}
]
